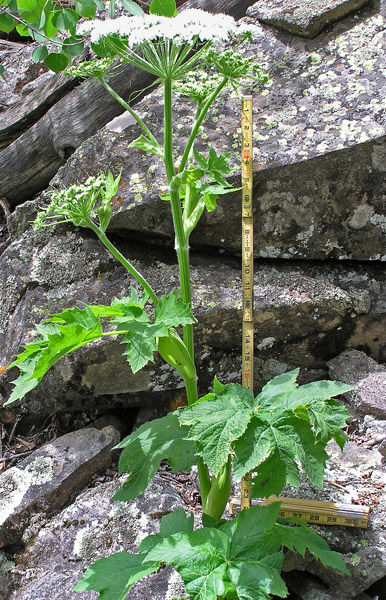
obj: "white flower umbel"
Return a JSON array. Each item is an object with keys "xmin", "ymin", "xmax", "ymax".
[{"xmin": 78, "ymin": 9, "xmax": 256, "ymax": 47}]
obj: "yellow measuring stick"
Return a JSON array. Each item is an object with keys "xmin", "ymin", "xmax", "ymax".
[
  {"xmin": 229, "ymin": 495, "xmax": 370, "ymax": 528},
  {"xmin": 237, "ymin": 97, "xmax": 369, "ymax": 530},
  {"xmin": 240, "ymin": 95, "xmax": 254, "ymax": 510}
]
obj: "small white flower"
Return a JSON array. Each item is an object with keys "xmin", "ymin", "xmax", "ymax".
[{"xmin": 78, "ymin": 9, "xmax": 257, "ymax": 47}]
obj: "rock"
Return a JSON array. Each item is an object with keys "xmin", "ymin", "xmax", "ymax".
[
  {"xmin": 6, "ymin": 475, "xmax": 189, "ymax": 600},
  {"xmin": 247, "ymin": 0, "xmax": 371, "ymax": 38},
  {"xmin": 0, "ymin": 224, "xmax": 374, "ymax": 414},
  {"xmin": 0, "ymin": 426, "xmax": 119, "ymax": 548},
  {"xmin": 328, "ymin": 350, "xmax": 386, "ymax": 418},
  {"xmin": 0, "ymin": 0, "xmax": 257, "ymax": 208},
  {"xmin": 281, "ymin": 438, "xmax": 386, "ymax": 599},
  {"xmin": 50, "ymin": 0, "xmax": 386, "ymax": 261}
]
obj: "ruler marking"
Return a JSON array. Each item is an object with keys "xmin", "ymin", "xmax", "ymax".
[
  {"xmin": 240, "ymin": 95, "xmax": 254, "ymax": 511},
  {"xmin": 229, "ymin": 496, "xmax": 369, "ymax": 528}
]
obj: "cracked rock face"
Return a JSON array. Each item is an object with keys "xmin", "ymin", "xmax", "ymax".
[
  {"xmin": 50, "ymin": 0, "xmax": 386, "ymax": 261},
  {"xmin": 5, "ymin": 475, "xmax": 188, "ymax": 600},
  {"xmin": 0, "ymin": 220, "xmax": 379, "ymax": 414},
  {"xmin": 0, "ymin": 427, "xmax": 119, "ymax": 547},
  {"xmin": 247, "ymin": 0, "xmax": 372, "ymax": 38}
]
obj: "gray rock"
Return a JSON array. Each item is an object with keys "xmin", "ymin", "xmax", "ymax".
[
  {"xmin": 281, "ymin": 438, "xmax": 386, "ymax": 598},
  {"xmin": 45, "ymin": 0, "xmax": 386, "ymax": 262},
  {"xmin": 6, "ymin": 475, "xmax": 188, "ymax": 600},
  {"xmin": 0, "ymin": 224, "xmax": 373, "ymax": 414},
  {"xmin": 0, "ymin": 426, "xmax": 119, "ymax": 548},
  {"xmin": 247, "ymin": 0, "xmax": 371, "ymax": 38},
  {"xmin": 328, "ymin": 350, "xmax": 386, "ymax": 418}
]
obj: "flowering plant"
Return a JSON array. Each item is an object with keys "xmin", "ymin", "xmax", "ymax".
[{"xmin": 4, "ymin": 1, "xmax": 352, "ymax": 598}]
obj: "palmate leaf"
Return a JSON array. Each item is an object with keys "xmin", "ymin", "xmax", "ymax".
[
  {"xmin": 232, "ymin": 370, "xmax": 350, "ymax": 497},
  {"xmin": 147, "ymin": 504, "xmax": 288, "ymax": 600},
  {"xmin": 178, "ymin": 383, "xmax": 255, "ymax": 476},
  {"xmin": 113, "ymin": 411, "xmax": 197, "ymax": 501},
  {"xmin": 73, "ymin": 552, "xmax": 160, "ymax": 600}
]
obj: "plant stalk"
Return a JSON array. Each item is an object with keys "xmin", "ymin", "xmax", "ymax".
[
  {"xmin": 164, "ymin": 76, "xmax": 214, "ymax": 508},
  {"xmin": 85, "ymin": 218, "xmax": 159, "ymax": 305},
  {"xmin": 99, "ymin": 78, "xmax": 160, "ymax": 149}
]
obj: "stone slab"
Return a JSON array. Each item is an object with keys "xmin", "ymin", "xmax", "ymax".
[
  {"xmin": 0, "ymin": 223, "xmax": 375, "ymax": 414},
  {"xmin": 247, "ymin": 0, "xmax": 372, "ymax": 38},
  {"xmin": 0, "ymin": 426, "xmax": 119, "ymax": 548},
  {"xmin": 328, "ymin": 350, "xmax": 386, "ymax": 417},
  {"xmin": 52, "ymin": 1, "xmax": 386, "ymax": 261},
  {"xmin": 6, "ymin": 475, "xmax": 188, "ymax": 600}
]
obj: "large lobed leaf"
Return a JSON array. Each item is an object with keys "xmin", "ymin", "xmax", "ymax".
[
  {"xmin": 231, "ymin": 370, "xmax": 351, "ymax": 498},
  {"xmin": 7, "ymin": 288, "xmax": 196, "ymax": 402},
  {"xmin": 75, "ymin": 504, "xmax": 349, "ymax": 600},
  {"xmin": 113, "ymin": 411, "xmax": 197, "ymax": 501},
  {"xmin": 178, "ymin": 383, "xmax": 255, "ymax": 476},
  {"xmin": 6, "ymin": 305, "xmax": 104, "ymax": 404}
]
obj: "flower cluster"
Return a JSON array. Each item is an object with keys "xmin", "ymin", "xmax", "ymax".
[
  {"xmin": 34, "ymin": 172, "xmax": 121, "ymax": 232},
  {"xmin": 65, "ymin": 57, "xmax": 116, "ymax": 79},
  {"xmin": 173, "ymin": 70, "xmax": 223, "ymax": 104},
  {"xmin": 78, "ymin": 8, "xmax": 258, "ymax": 48}
]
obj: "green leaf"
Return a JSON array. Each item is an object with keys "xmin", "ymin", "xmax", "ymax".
[
  {"xmin": 16, "ymin": 23, "xmax": 30, "ymax": 35},
  {"xmin": 121, "ymin": 321, "xmax": 166, "ymax": 373},
  {"xmin": 43, "ymin": 11, "xmax": 58, "ymax": 38},
  {"xmin": 147, "ymin": 528, "xmax": 231, "ymax": 600},
  {"xmin": 232, "ymin": 416, "xmax": 274, "ymax": 482},
  {"xmin": 32, "ymin": 45, "xmax": 49, "ymax": 62},
  {"xmin": 44, "ymin": 52, "xmax": 70, "ymax": 73},
  {"xmin": 255, "ymin": 368, "xmax": 299, "ymax": 410},
  {"xmin": 285, "ymin": 379, "xmax": 352, "ymax": 409},
  {"xmin": 170, "ymin": 167, "xmax": 205, "ymax": 190},
  {"xmin": 148, "ymin": 505, "xmax": 289, "ymax": 600},
  {"xmin": 17, "ymin": 0, "xmax": 37, "ymax": 10},
  {"xmin": 75, "ymin": 0, "xmax": 96, "ymax": 18},
  {"xmin": 113, "ymin": 411, "xmax": 197, "ymax": 501},
  {"xmin": 0, "ymin": 12, "xmax": 17, "ymax": 33},
  {"xmin": 62, "ymin": 37, "xmax": 84, "ymax": 56},
  {"xmin": 6, "ymin": 305, "xmax": 104, "ymax": 404},
  {"xmin": 0, "ymin": 65, "xmax": 5, "ymax": 82},
  {"xmin": 305, "ymin": 398, "xmax": 349, "ymax": 449},
  {"xmin": 159, "ymin": 508, "xmax": 194, "ymax": 538},
  {"xmin": 121, "ymin": 0, "xmax": 144, "ymax": 14},
  {"xmin": 139, "ymin": 508, "xmax": 194, "ymax": 553},
  {"xmin": 149, "ymin": 0, "xmax": 177, "ymax": 17},
  {"xmin": 51, "ymin": 8, "xmax": 78, "ymax": 30},
  {"xmin": 273, "ymin": 519, "xmax": 350, "ymax": 574},
  {"xmin": 154, "ymin": 290, "xmax": 197, "ymax": 328},
  {"xmin": 128, "ymin": 134, "xmax": 163, "ymax": 158},
  {"xmin": 74, "ymin": 552, "xmax": 160, "ymax": 600},
  {"xmin": 179, "ymin": 383, "xmax": 254, "ymax": 476}
]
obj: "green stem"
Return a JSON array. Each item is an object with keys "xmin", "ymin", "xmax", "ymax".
[
  {"xmin": 163, "ymin": 77, "xmax": 195, "ymax": 371},
  {"xmin": 203, "ymin": 458, "xmax": 231, "ymax": 519},
  {"xmin": 85, "ymin": 218, "xmax": 159, "ymax": 305},
  {"xmin": 178, "ymin": 77, "xmax": 228, "ymax": 173},
  {"xmin": 164, "ymin": 77, "xmax": 212, "ymax": 509},
  {"xmin": 99, "ymin": 78, "xmax": 160, "ymax": 149}
]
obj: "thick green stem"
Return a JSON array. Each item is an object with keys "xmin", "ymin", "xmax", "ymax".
[
  {"xmin": 85, "ymin": 218, "xmax": 159, "ymax": 305},
  {"xmin": 164, "ymin": 77, "xmax": 212, "ymax": 508},
  {"xmin": 99, "ymin": 78, "xmax": 160, "ymax": 149},
  {"xmin": 163, "ymin": 77, "xmax": 195, "ymax": 372},
  {"xmin": 203, "ymin": 458, "xmax": 232, "ymax": 519}
]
